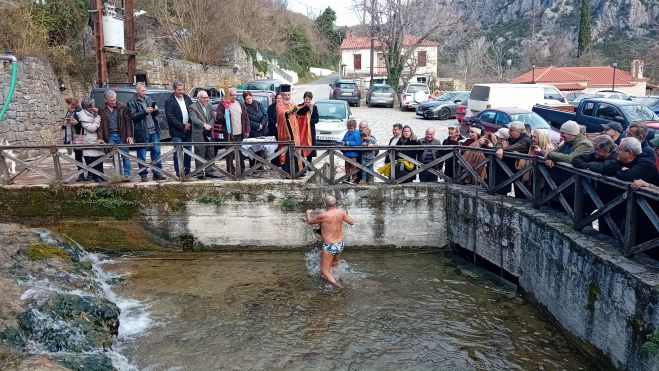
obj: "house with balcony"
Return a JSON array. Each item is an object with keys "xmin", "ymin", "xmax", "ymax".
[{"xmin": 340, "ymin": 33, "xmax": 439, "ymax": 83}]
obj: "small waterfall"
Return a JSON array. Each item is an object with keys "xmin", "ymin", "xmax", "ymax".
[{"xmin": 14, "ymin": 229, "xmax": 150, "ymax": 370}]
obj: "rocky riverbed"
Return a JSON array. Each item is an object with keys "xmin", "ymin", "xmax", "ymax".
[{"xmin": 0, "ymin": 224, "xmax": 120, "ymax": 370}]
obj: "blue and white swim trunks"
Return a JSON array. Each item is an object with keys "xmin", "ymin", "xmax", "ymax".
[{"xmin": 322, "ymin": 240, "xmax": 344, "ymax": 255}]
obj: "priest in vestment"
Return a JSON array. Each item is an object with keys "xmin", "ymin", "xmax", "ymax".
[{"xmin": 276, "ymin": 84, "xmax": 312, "ymax": 172}]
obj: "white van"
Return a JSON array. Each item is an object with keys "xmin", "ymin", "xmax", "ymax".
[{"xmin": 466, "ymin": 84, "xmax": 565, "ymax": 117}]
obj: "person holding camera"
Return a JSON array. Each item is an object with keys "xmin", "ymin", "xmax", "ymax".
[{"xmin": 127, "ymin": 82, "xmax": 165, "ymax": 182}]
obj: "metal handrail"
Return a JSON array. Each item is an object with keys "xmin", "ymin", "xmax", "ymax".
[{"xmin": 1, "ymin": 142, "xmax": 657, "ymax": 256}]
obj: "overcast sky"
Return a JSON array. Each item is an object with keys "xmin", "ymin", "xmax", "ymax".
[{"xmin": 287, "ymin": 0, "xmax": 362, "ymax": 26}]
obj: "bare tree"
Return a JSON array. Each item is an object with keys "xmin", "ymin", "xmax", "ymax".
[{"xmin": 353, "ymin": 0, "xmax": 458, "ymax": 99}]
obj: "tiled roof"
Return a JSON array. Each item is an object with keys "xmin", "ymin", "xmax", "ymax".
[
  {"xmin": 511, "ymin": 65, "xmax": 642, "ymax": 87},
  {"xmin": 341, "ymin": 34, "xmax": 439, "ymax": 49}
]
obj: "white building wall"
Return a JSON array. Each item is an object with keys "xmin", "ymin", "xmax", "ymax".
[{"xmin": 341, "ymin": 46, "xmax": 438, "ymax": 78}]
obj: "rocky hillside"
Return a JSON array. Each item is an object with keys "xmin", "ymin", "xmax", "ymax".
[{"xmin": 420, "ymin": 0, "xmax": 658, "ymax": 82}]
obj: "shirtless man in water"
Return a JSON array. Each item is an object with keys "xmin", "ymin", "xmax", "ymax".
[{"xmin": 305, "ymin": 195, "xmax": 356, "ymax": 287}]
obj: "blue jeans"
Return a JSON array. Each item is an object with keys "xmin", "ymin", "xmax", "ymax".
[
  {"xmin": 109, "ymin": 132, "xmax": 131, "ymax": 176},
  {"xmin": 171, "ymin": 135, "xmax": 191, "ymax": 176},
  {"xmin": 360, "ymin": 156, "xmax": 374, "ymax": 182},
  {"xmin": 136, "ymin": 133, "xmax": 162, "ymax": 176}
]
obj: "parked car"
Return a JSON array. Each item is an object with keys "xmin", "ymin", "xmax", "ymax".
[
  {"xmin": 329, "ymin": 79, "xmax": 361, "ymax": 107},
  {"xmin": 90, "ymin": 86, "xmax": 173, "ymax": 140},
  {"xmin": 190, "ymin": 87, "xmax": 224, "ymax": 106},
  {"xmin": 456, "ymin": 102, "xmax": 467, "ymax": 124},
  {"xmin": 366, "ymin": 84, "xmax": 395, "ymax": 108},
  {"xmin": 533, "ymin": 98, "xmax": 659, "ymax": 133},
  {"xmin": 234, "ymin": 90, "xmax": 276, "ymax": 112},
  {"xmin": 416, "ymin": 91, "xmax": 470, "ymax": 120},
  {"xmin": 569, "ymin": 91, "xmax": 633, "ymax": 107},
  {"xmin": 564, "ymin": 92, "xmax": 585, "ymax": 102},
  {"xmin": 400, "ymin": 83, "xmax": 431, "ymax": 111},
  {"xmin": 466, "ymin": 83, "xmax": 565, "ymax": 118},
  {"xmin": 314, "ymin": 100, "xmax": 353, "ymax": 144},
  {"xmin": 244, "ymin": 79, "xmax": 284, "ymax": 93},
  {"xmin": 467, "ymin": 107, "xmax": 561, "ymax": 145},
  {"xmin": 633, "ymin": 96, "xmax": 659, "ymax": 115}
]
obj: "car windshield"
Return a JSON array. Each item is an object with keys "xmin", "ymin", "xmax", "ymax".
[
  {"xmin": 510, "ymin": 112, "xmax": 550, "ymax": 130},
  {"xmin": 317, "ymin": 102, "xmax": 347, "ymax": 120},
  {"xmin": 371, "ymin": 85, "xmax": 392, "ymax": 93},
  {"xmin": 620, "ymin": 105, "xmax": 659, "ymax": 121},
  {"xmin": 574, "ymin": 94, "xmax": 603, "ymax": 102},
  {"xmin": 634, "ymin": 97, "xmax": 659, "ymax": 107},
  {"xmin": 336, "ymin": 82, "xmax": 357, "ymax": 89},
  {"xmin": 435, "ymin": 92, "xmax": 459, "ymax": 101},
  {"xmin": 236, "ymin": 95, "xmax": 269, "ymax": 111},
  {"xmin": 245, "ymin": 83, "xmax": 271, "ymax": 91},
  {"xmin": 406, "ymin": 85, "xmax": 427, "ymax": 93}
]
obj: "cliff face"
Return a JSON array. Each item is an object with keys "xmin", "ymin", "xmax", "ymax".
[{"xmin": 451, "ymin": 0, "xmax": 658, "ymax": 44}]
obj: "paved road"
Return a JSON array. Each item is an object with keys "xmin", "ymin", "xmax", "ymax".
[{"xmin": 293, "ymin": 74, "xmax": 459, "ymax": 145}]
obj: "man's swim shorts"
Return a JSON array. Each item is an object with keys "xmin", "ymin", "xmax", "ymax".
[{"xmin": 322, "ymin": 240, "xmax": 344, "ymax": 255}]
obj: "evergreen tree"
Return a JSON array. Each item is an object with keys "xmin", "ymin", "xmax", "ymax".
[{"xmin": 578, "ymin": 0, "xmax": 591, "ymax": 57}]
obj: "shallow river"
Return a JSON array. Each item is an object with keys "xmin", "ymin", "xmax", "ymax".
[{"xmin": 103, "ymin": 249, "xmax": 599, "ymax": 370}]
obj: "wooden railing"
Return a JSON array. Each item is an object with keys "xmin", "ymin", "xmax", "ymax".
[{"xmin": 1, "ymin": 142, "xmax": 657, "ymax": 257}]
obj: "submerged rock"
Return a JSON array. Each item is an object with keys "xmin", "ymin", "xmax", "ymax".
[{"xmin": 0, "ymin": 224, "xmax": 121, "ymax": 370}]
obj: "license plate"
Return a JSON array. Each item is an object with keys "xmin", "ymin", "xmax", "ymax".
[
  {"xmin": 319, "ymin": 136, "xmax": 334, "ymax": 141},
  {"xmin": 341, "ymin": 92, "xmax": 352, "ymax": 96}
]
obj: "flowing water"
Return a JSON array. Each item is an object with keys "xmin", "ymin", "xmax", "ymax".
[{"xmin": 103, "ymin": 249, "xmax": 600, "ymax": 370}]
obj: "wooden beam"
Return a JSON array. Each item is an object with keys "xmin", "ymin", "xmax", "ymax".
[
  {"xmin": 125, "ymin": 0, "xmax": 136, "ymax": 84},
  {"xmin": 92, "ymin": 0, "xmax": 107, "ymax": 87}
]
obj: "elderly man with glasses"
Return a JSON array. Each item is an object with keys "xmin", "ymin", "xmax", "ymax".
[{"xmin": 189, "ymin": 90, "xmax": 220, "ymax": 179}]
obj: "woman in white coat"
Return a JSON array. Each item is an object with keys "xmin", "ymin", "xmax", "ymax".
[{"xmin": 76, "ymin": 98, "xmax": 105, "ymax": 182}]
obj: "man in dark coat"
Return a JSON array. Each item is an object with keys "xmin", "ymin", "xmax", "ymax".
[
  {"xmin": 165, "ymin": 80, "xmax": 193, "ymax": 177},
  {"xmin": 440, "ymin": 126, "xmax": 463, "ymax": 179},
  {"xmin": 127, "ymin": 82, "xmax": 165, "ymax": 182},
  {"xmin": 97, "ymin": 90, "xmax": 134, "ymax": 181},
  {"xmin": 296, "ymin": 91, "xmax": 319, "ymax": 162}
]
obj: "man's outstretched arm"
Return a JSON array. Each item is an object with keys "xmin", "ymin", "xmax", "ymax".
[
  {"xmin": 343, "ymin": 211, "xmax": 356, "ymax": 225},
  {"xmin": 306, "ymin": 209, "xmax": 321, "ymax": 225}
]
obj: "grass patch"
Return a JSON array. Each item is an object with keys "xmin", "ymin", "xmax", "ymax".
[
  {"xmin": 51, "ymin": 221, "xmax": 164, "ymax": 253},
  {"xmin": 25, "ymin": 243, "xmax": 70, "ymax": 261},
  {"xmin": 196, "ymin": 192, "xmax": 223, "ymax": 206}
]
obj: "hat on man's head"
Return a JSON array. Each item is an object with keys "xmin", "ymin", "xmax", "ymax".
[
  {"xmin": 602, "ymin": 121, "xmax": 623, "ymax": 134},
  {"xmin": 494, "ymin": 127, "xmax": 510, "ymax": 139},
  {"xmin": 650, "ymin": 136, "xmax": 659, "ymax": 147},
  {"xmin": 280, "ymin": 84, "xmax": 292, "ymax": 93},
  {"xmin": 560, "ymin": 120, "xmax": 580, "ymax": 136}
]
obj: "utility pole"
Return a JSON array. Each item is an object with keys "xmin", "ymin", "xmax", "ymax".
[
  {"xmin": 92, "ymin": 0, "xmax": 107, "ymax": 87},
  {"xmin": 369, "ymin": 0, "xmax": 375, "ymax": 83},
  {"xmin": 125, "ymin": 0, "xmax": 136, "ymax": 85}
]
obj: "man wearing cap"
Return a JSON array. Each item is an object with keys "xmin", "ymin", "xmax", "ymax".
[
  {"xmin": 601, "ymin": 121, "xmax": 623, "ymax": 145},
  {"xmin": 276, "ymin": 84, "xmax": 312, "ymax": 172},
  {"xmin": 545, "ymin": 120, "xmax": 593, "ymax": 168}
]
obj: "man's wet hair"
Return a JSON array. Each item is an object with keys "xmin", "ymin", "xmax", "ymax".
[{"xmin": 324, "ymin": 195, "xmax": 337, "ymax": 208}]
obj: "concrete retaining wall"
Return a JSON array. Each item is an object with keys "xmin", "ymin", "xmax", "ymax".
[
  {"xmin": 140, "ymin": 183, "xmax": 448, "ymax": 249},
  {"xmin": 446, "ymin": 186, "xmax": 659, "ymax": 371}
]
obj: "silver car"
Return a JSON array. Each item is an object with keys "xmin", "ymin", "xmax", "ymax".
[
  {"xmin": 366, "ymin": 84, "xmax": 395, "ymax": 108},
  {"xmin": 415, "ymin": 91, "xmax": 470, "ymax": 120}
]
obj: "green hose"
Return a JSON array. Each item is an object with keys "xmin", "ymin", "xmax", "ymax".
[{"xmin": 0, "ymin": 61, "xmax": 18, "ymax": 122}]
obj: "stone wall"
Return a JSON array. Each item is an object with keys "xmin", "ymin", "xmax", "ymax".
[
  {"xmin": 446, "ymin": 186, "xmax": 659, "ymax": 371},
  {"xmin": 108, "ymin": 55, "xmax": 256, "ymax": 90},
  {"xmin": 0, "ymin": 57, "xmax": 85, "ymax": 158}
]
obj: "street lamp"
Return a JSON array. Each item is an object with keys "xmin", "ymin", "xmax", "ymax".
[
  {"xmin": 612, "ymin": 62, "xmax": 618, "ymax": 91},
  {"xmin": 532, "ymin": 64, "xmax": 536, "ymax": 83}
]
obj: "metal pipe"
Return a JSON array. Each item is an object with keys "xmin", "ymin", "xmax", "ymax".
[{"xmin": 0, "ymin": 49, "xmax": 18, "ymax": 122}]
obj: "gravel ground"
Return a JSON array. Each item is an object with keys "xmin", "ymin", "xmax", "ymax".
[{"xmin": 293, "ymin": 75, "xmax": 459, "ymax": 145}]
